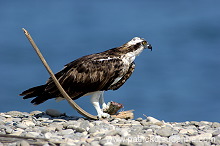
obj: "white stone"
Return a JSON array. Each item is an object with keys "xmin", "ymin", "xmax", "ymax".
[
  {"xmin": 60, "ymin": 129, "xmax": 74, "ymax": 135},
  {"xmin": 5, "ymin": 127, "xmax": 13, "ymax": 134},
  {"xmin": 2, "ymin": 114, "xmax": 12, "ymax": 118},
  {"xmin": 16, "ymin": 123, "xmax": 27, "ymax": 129},
  {"xmin": 30, "ymin": 111, "xmax": 42, "ymax": 116},
  {"xmin": 15, "ymin": 128, "xmax": 24, "ymax": 132},
  {"xmin": 91, "ymin": 141, "xmax": 100, "ymax": 146},
  {"xmin": 201, "ymin": 121, "xmax": 210, "ymax": 125},
  {"xmin": 86, "ymin": 138, "xmax": 95, "ymax": 143},
  {"xmin": 16, "ymin": 140, "xmax": 30, "ymax": 146},
  {"xmin": 147, "ymin": 116, "xmax": 161, "ymax": 124},
  {"xmin": 25, "ymin": 132, "xmax": 40, "ymax": 137},
  {"xmin": 22, "ymin": 120, "xmax": 35, "ymax": 127},
  {"xmin": 185, "ymin": 121, "xmax": 190, "ymax": 124},
  {"xmin": 179, "ymin": 129, "xmax": 188, "ymax": 134},
  {"xmin": 64, "ymin": 138, "xmax": 79, "ymax": 145},
  {"xmin": 119, "ymin": 129, "xmax": 129, "ymax": 137},
  {"xmin": 46, "ymin": 126, "xmax": 56, "ymax": 131},
  {"xmin": 10, "ymin": 131, "xmax": 22, "ymax": 136},
  {"xmin": 44, "ymin": 132, "xmax": 52, "ymax": 139},
  {"xmin": 199, "ymin": 125, "xmax": 206, "ymax": 130}
]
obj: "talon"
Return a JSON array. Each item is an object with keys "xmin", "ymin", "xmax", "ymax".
[
  {"xmin": 102, "ymin": 102, "xmax": 110, "ymax": 112},
  {"xmin": 102, "ymin": 105, "xmax": 110, "ymax": 112},
  {"xmin": 98, "ymin": 112, "xmax": 110, "ymax": 119}
]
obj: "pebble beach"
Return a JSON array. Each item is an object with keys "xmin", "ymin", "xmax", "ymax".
[{"xmin": 0, "ymin": 110, "xmax": 220, "ymax": 146}]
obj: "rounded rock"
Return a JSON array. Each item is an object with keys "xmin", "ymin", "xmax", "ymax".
[
  {"xmin": 179, "ymin": 129, "xmax": 197, "ymax": 136},
  {"xmin": 60, "ymin": 129, "xmax": 74, "ymax": 135},
  {"xmin": 13, "ymin": 118, "xmax": 22, "ymax": 122},
  {"xmin": 147, "ymin": 116, "xmax": 161, "ymax": 123},
  {"xmin": 16, "ymin": 123, "xmax": 28, "ymax": 129},
  {"xmin": 22, "ymin": 120, "xmax": 35, "ymax": 127},
  {"xmin": 136, "ymin": 117, "xmax": 143, "ymax": 121},
  {"xmin": 144, "ymin": 129, "xmax": 154, "ymax": 136},
  {"xmin": 90, "ymin": 141, "xmax": 100, "ymax": 146},
  {"xmin": 156, "ymin": 126, "xmax": 174, "ymax": 137},
  {"xmin": 5, "ymin": 127, "xmax": 13, "ymax": 134},
  {"xmin": 2, "ymin": 114, "xmax": 12, "ymax": 118},
  {"xmin": 25, "ymin": 132, "xmax": 40, "ymax": 137},
  {"xmin": 118, "ymin": 129, "xmax": 129, "ymax": 137},
  {"xmin": 63, "ymin": 121, "xmax": 80, "ymax": 128},
  {"xmin": 45, "ymin": 109, "xmax": 64, "ymax": 117},
  {"xmin": 44, "ymin": 132, "xmax": 53, "ymax": 139},
  {"xmin": 11, "ymin": 131, "xmax": 23, "ymax": 136},
  {"xmin": 80, "ymin": 120, "xmax": 90, "ymax": 130},
  {"xmin": 67, "ymin": 125, "xmax": 85, "ymax": 133},
  {"xmin": 88, "ymin": 126, "xmax": 99, "ymax": 133},
  {"xmin": 212, "ymin": 129, "xmax": 220, "ymax": 136},
  {"xmin": 106, "ymin": 130, "xmax": 119, "ymax": 136},
  {"xmin": 29, "ymin": 111, "xmax": 42, "ymax": 116},
  {"xmin": 6, "ymin": 111, "xmax": 24, "ymax": 117},
  {"xmin": 16, "ymin": 140, "xmax": 30, "ymax": 146}
]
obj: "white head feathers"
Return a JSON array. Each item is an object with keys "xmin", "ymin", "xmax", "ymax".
[{"xmin": 127, "ymin": 37, "xmax": 145, "ymax": 46}]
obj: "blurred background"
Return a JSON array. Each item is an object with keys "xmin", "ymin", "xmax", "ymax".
[{"xmin": 0, "ymin": 1, "xmax": 219, "ymax": 122}]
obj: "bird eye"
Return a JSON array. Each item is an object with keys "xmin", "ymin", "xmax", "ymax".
[{"xmin": 142, "ymin": 41, "xmax": 147, "ymax": 46}]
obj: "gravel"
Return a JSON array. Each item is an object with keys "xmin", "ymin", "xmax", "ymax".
[{"xmin": 0, "ymin": 110, "xmax": 219, "ymax": 145}]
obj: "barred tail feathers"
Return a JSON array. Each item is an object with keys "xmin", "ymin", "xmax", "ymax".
[{"xmin": 20, "ymin": 85, "xmax": 54, "ymax": 105}]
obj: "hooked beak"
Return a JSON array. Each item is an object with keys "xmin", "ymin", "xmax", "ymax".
[{"xmin": 147, "ymin": 43, "xmax": 152, "ymax": 51}]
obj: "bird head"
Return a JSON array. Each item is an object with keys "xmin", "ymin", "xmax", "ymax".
[{"xmin": 127, "ymin": 37, "xmax": 152, "ymax": 51}]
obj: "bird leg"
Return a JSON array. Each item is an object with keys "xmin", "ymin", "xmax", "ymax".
[
  {"xmin": 99, "ymin": 91, "xmax": 109, "ymax": 111},
  {"xmin": 90, "ymin": 91, "xmax": 110, "ymax": 118}
]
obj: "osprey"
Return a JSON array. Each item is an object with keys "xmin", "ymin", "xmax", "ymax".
[{"xmin": 20, "ymin": 37, "xmax": 152, "ymax": 118}]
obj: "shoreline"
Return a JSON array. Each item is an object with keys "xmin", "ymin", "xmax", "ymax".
[{"xmin": 0, "ymin": 110, "xmax": 220, "ymax": 146}]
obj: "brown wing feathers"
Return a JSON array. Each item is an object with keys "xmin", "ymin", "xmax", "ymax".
[{"xmin": 20, "ymin": 54, "xmax": 129, "ymax": 104}]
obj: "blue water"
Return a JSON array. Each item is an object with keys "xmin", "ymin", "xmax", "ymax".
[{"xmin": 0, "ymin": 1, "xmax": 220, "ymax": 122}]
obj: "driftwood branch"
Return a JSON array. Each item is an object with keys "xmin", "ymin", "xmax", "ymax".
[{"xmin": 22, "ymin": 28, "xmax": 98, "ymax": 120}]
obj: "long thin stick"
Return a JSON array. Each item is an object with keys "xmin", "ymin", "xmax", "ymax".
[{"xmin": 22, "ymin": 28, "xmax": 98, "ymax": 120}]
